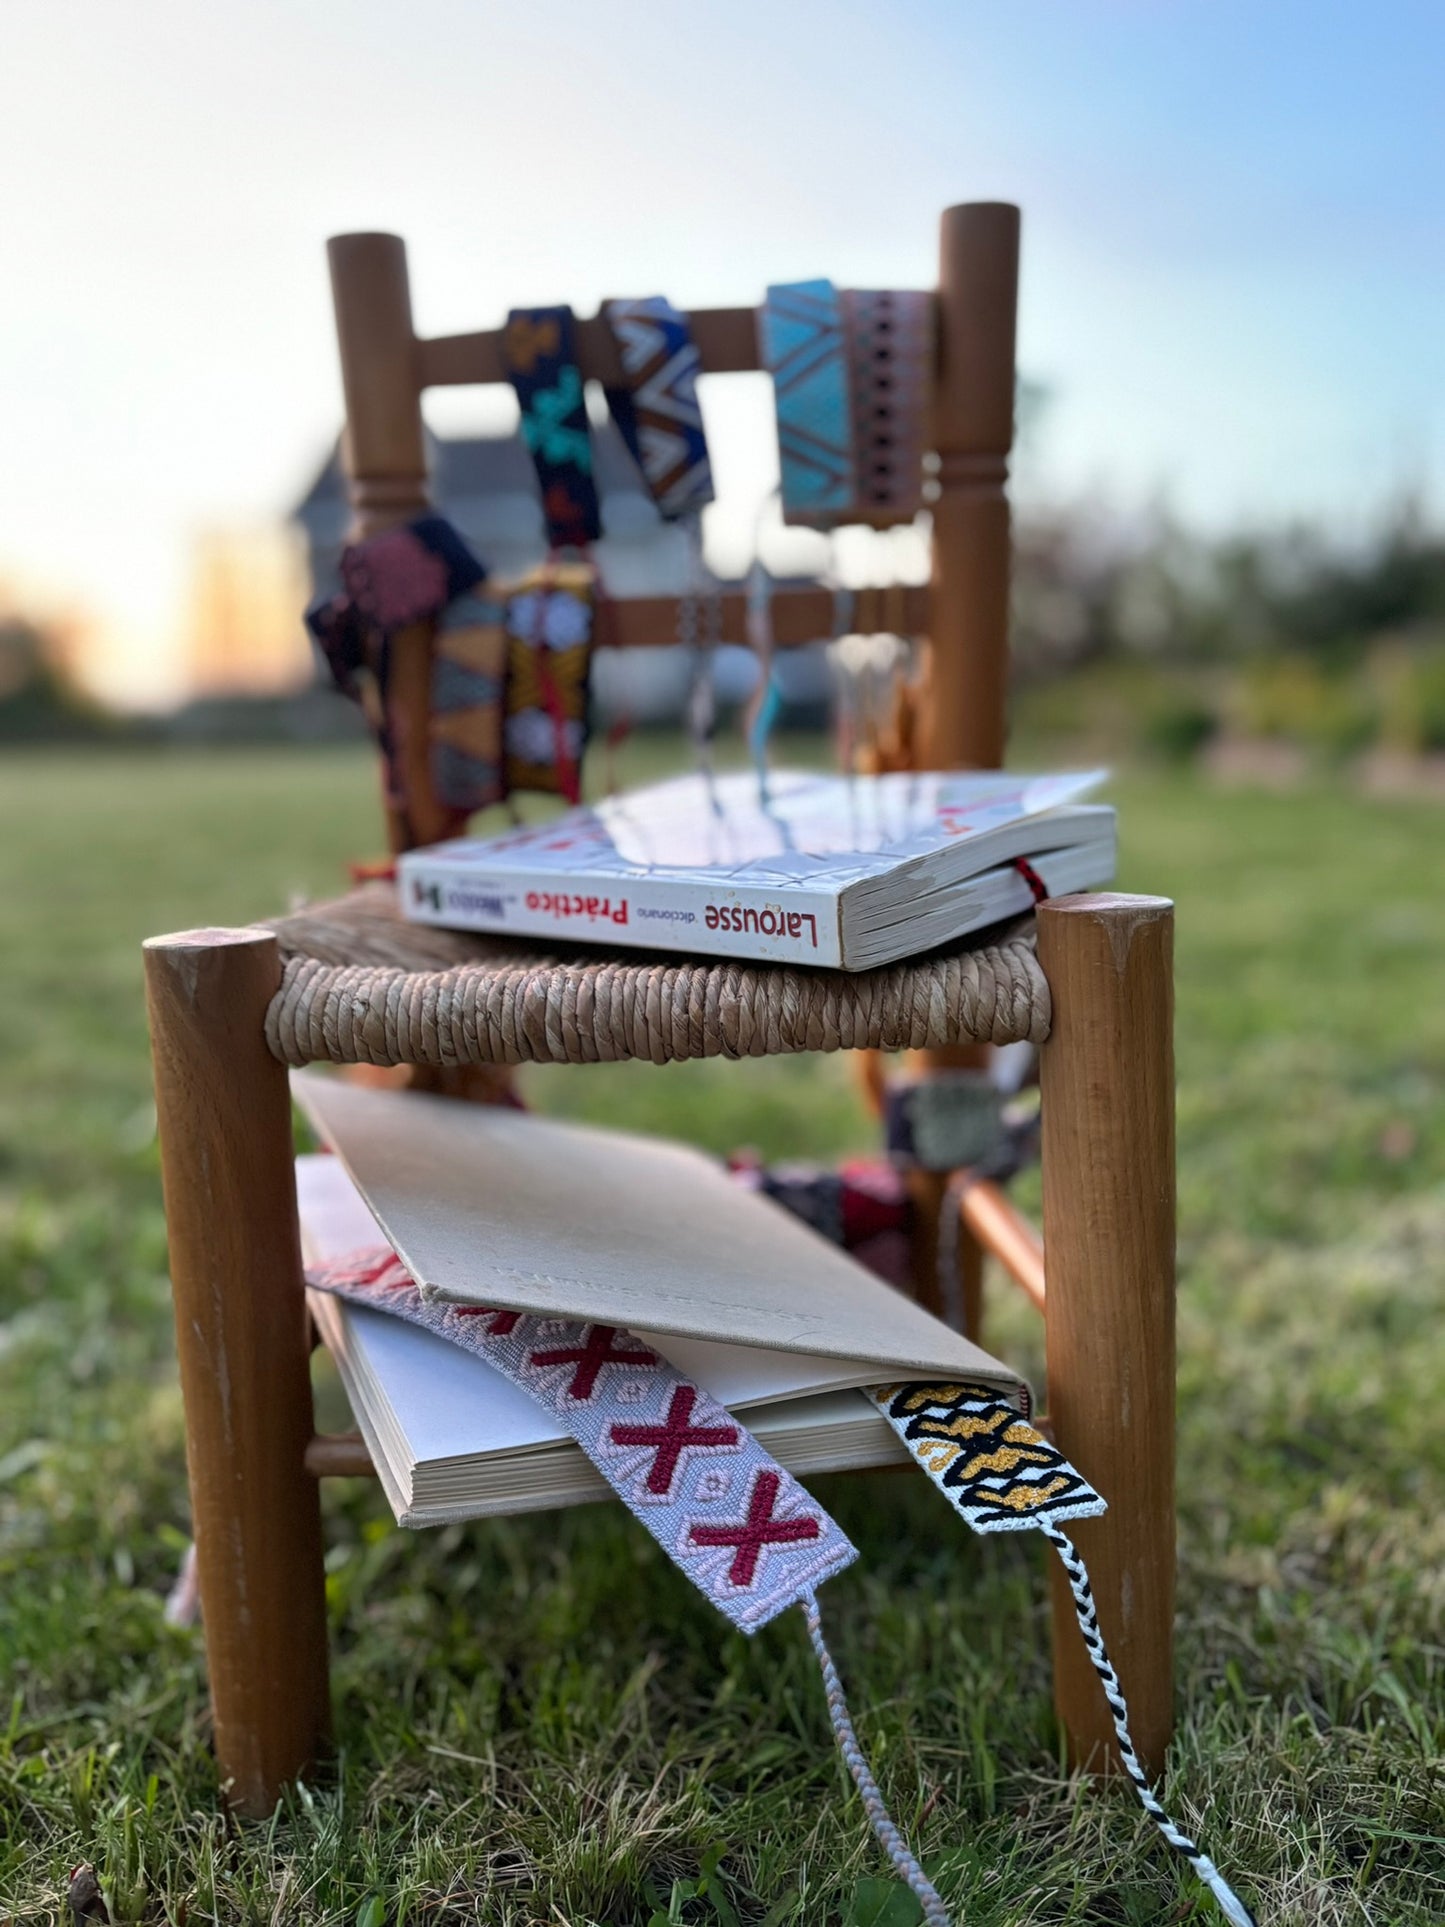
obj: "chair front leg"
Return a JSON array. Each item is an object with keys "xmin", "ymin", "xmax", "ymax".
[
  {"xmin": 1037, "ymin": 894, "xmax": 1176, "ymax": 1777},
  {"xmin": 145, "ymin": 927, "xmax": 330, "ymax": 1815}
]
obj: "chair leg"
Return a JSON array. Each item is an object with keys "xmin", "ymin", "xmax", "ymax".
[
  {"xmin": 145, "ymin": 927, "xmax": 330, "ymax": 1815},
  {"xmin": 1036, "ymin": 894, "xmax": 1176, "ymax": 1777}
]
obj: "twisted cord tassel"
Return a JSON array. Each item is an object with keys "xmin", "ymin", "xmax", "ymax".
[
  {"xmin": 801, "ymin": 1593, "xmax": 953, "ymax": 1927},
  {"xmin": 1041, "ymin": 1526, "xmax": 1257, "ymax": 1927}
]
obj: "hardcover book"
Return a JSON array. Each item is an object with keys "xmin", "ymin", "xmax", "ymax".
[{"xmin": 396, "ymin": 767, "xmax": 1114, "ymax": 968}]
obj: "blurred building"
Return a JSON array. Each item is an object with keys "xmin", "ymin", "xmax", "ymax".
[{"xmin": 291, "ymin": 428, "xmax": 830, "ymax": 722}]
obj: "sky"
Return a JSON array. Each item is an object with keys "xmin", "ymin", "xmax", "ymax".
[{"xmin": 2, "ymin": 0, "xmax": 1442, "ymax": 704}]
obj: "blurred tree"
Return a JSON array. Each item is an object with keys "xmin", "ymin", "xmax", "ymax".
[{"xmin": 0, "ymin": 613, "xmax": 115, "ymax": 741}]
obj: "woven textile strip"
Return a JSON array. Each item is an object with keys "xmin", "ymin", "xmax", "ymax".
[
  {"xmin": 870, "ymin": 1381, "xmax": 1102, "ymax": 1531},
  {"xmin": 841, "ymin": 290, "xmax": 933, "ymax": 526},
  {"xmin": 307, "ymin": 1248, "xmax": 855, "ymax": 1631},
  {"xmin": 306, "ymin": 514, "xmax": 487, "ymax": 701},
  {"xmin": 603, "ymin": 298, "xmax": 714, "ymax": 520},
  {"xmin": 502, "ymin": 307, "xmax": 601, "ymax": 549},
  {"xmin": 305, "ymin": 514, "xmax": 489, "ymax": 810},
  {"xmin": 872, "ymin": 1379, "xmax": 1255, "ymax": 1926},
  {"xmin": 502, "ymin": 561, "xmax": 595, "ymax": 801},
  {"xmin": 429, "ymin": 588, "xmax": 508, "ymax": 817},
  {"xmin": 759, "ymin": 280, "xmax": 857, "ymax": 527}
]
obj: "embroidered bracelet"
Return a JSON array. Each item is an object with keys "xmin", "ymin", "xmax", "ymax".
[
  {"xmin": 759, "ymin": 279, "xmax": 857, "ymax": 527},
  {"xmin": 870, "ymin": 1380, "xmax": 1256, "ymax": 1926},
  {"xmin": 306, "ymin": 1244, "xmax": 1255, "ymax": 1926},
  {"xmin": 429, "ymin": 587, "xmax": 509, "ymax": 818},
  {"xmin": 503, "ymin": 306, "xmax": 601, "ymax": 550},
  {"xmin": 307, "ymin": 1249, "xmax": 855, "ymax": 1631},
  {"xmin": 840, "ymin": 289, "xmax": 933, "ymax": 526},
  {"xmin": 306, "ymin": 514, "xmax": 490, "ymax": 813},
  {"xmin": 603, "ymin": 297, "xmax": 714, "ymax": 522},
  {"xmin": 503, "ymin": 559, "xmax": 595, "ymax": 804}
]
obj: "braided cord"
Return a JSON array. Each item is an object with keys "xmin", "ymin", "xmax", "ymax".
[
  {"xmin": 1042, "ymin": 1526, "xmax": 1256, "ymax": 1927},
  {"xmin": 801, "ymin": 1593, "xmax": 952, "ymax": 1927}
]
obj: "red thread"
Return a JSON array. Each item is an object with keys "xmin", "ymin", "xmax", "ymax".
[
  {"xmin": 528, "ymin": 1324, "xmax": 659, "ymax": 1399},
  {"xmin": 688, "ymin": 1469, "xmax": 821, "ymax": 1586},
  {"xmin": 1013, "ymin": 857, "xmax": 1049, "ymax": 904},
  {"xmin": 453, "ymin": 1306, "xmax": 522, "ymax": 1334},
  {"xmin": 609, "ymin": 1386, "xmax": 739, "ymax": 1494}
]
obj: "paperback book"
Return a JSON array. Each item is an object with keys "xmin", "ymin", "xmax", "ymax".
[
  {"xmin": 294, "ymin": 1074, "xmax": 1027, "ymax": 1526},
  {"xmin": 397, "ymin": 767, "xmax": 1115, "ymax": 968}
]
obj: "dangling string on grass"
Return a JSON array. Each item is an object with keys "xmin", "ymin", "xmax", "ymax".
[
  {"xmin": 802, "ymin": 1590, "xmax": 952, "ymax": 1927},
  {"xmin": 1042, "ymin": 1524, "xmax": 1257, "ymax": 1927},
  {"xmin": 302, "ymin": 1248, "xmax": 1255, "ymax": 1927},
  {"xmin": 869, "ymin": 1380, "xmax": 1257, "ymax": 1927}
]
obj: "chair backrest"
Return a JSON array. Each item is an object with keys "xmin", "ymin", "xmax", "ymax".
[{"xmin": 325, "ymin": 201, "xmax": 1019, "ymax": 852}]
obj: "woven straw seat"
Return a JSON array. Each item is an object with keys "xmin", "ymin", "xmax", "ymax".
[{"xmin": 263, "ymin": 883, "xmax": 1051, "ymax": 1070}]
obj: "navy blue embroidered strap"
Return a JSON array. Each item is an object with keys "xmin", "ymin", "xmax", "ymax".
[
  {"xmin": 759, "ymin": 280, "xmax": 857, "ymax": 527},
  {"xmin": 603, "ymin": 297, "xmax": 714, "ymax": 521},
  {"xmin": 502, "ymin": 307, "xmax": 601, "ymax": 549}
]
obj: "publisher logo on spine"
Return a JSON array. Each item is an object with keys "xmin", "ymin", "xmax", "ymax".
[{"xmin": 704, "ymin": 904, "xmax": 818, "ymax": 948}]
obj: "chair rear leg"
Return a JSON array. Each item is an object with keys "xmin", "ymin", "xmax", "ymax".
[
  {"xmin": 1037, "ymin": 894, "xmax": 1176, "ymax": 1777},
  {"xmin": 145, "ymin": 927, "xmax": 330, "ymax": 1815}
]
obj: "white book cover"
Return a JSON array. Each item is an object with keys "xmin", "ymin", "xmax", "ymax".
[
  {"xmin": 292, "ymin": 1073, "xmax": 1022, "ymax": 1390},
  {"xmin": 297, "ymin": 1154, "xmax": 956, "ymax": 1526},
  {"xmin": 397, "ymin": 767, "xmax": 1114, "ymax": 968}
]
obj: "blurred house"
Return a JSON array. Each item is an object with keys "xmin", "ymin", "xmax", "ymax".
[{"xmin": 291, "ymin": 427, "xmax": 831, "ymax": 722}]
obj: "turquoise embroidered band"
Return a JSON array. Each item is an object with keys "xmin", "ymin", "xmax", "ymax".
[{"xmin": 759, "ymin": 279, "xmax": 857, "ymax": 527}]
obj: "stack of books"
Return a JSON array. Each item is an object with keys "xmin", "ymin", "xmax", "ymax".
[
  {"xmin": 295, "ymin": 1073, "xmax": 1027, "ymax": 1528},
  {"xmin": 397, "ymin": 767, "xmax": 1114, "ymax": 968}
]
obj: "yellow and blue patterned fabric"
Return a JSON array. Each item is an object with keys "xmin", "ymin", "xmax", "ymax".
[
  {"xmin": 602, "ymin": 298, "xmax": 714, "ymax": 521},
  {"xmin": 429, "ymin": 588, "xmax": 509, "ymax": 818},
  {"xmin": 759, "ymin": 279, "xmax": 857, "ymax": 527},
  {"xmin": 502, "ymin": 561, "xmax": 595, "ymax": 804},
  {"xmin": 502, "ymin": 307, "xmax": 601, "ymax": 550}
]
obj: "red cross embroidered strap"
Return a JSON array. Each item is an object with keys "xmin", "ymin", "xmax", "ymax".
[
  {"xmin": 307, "ymin": 1248, "xmax": 952, "ymax": 1921},
  {"xmin": 308, "ymin": 1249, "xmax": 854, "ymax": 1630},
  {"xmin": 304, "ymin": 1253, "xmax": 1253, "ymax": 1926}
]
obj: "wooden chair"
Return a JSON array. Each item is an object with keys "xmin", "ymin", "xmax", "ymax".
[{"xmin": 143, "ymin": 202, "xmax": 1176, "ymax": 1819}]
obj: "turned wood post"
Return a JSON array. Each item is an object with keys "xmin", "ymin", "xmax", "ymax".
[
  {"xmin": 907, "ymin": 202, "xmax": 1021, "ymax": 1326},
  {"xmin": 925, "ymin": 200, "xmax": 1018, "ymax": 772},
  {"xmin": 1037, "ymin": 894, "xmax": 1176, "ymax": 1775},
  {"xmin": 326, "ymin": 231, "xmax": 449, "ymax": 852},
  {"xmin": 144, "ymin": 927, "xmax": 330, "ymax": 1815}
]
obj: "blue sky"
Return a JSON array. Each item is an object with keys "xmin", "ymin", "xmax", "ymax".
[{"xmin": 2, "ymin": 0, "xmax": 1441, "ymax": 699}]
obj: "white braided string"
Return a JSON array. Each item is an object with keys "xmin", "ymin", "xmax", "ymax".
[
  {"xmin": 1042, "ymin": 1526, "xmax": 1256, "ymax": 1927},
  {"xmin": 801, "ymin": 1593, "xmax": 952, "ymax": 1927}
]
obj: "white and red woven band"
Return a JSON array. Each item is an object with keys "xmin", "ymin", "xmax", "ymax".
[{"xmin": 306, "ymin": 1249, "xmax": 857, "ymax": 1632}]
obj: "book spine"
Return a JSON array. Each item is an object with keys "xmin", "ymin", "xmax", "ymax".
[{"xmin": 397, "ymin": 854, "xmax": 845, "ymax": 967}]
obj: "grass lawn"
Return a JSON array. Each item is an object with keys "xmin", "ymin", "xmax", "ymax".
[{"xmin": 1, "ymin": 744, "xmax": 1442, "ymax": 1925}]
